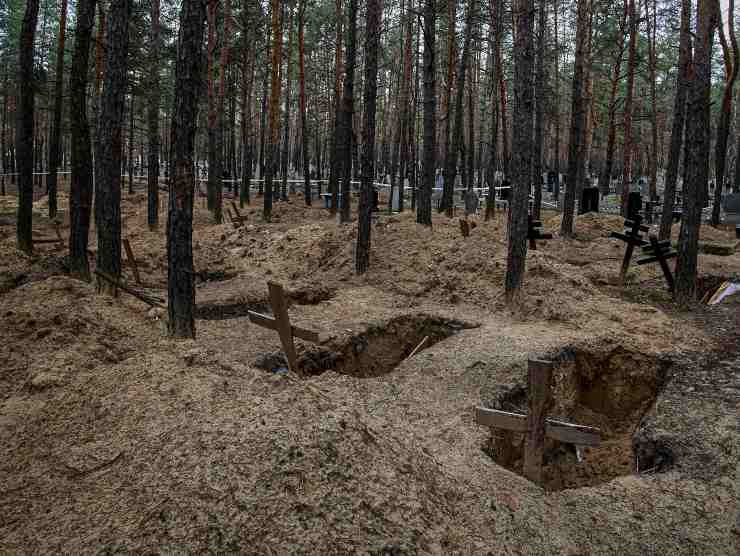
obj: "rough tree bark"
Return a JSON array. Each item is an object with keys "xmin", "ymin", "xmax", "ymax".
[
  {"xmin": 675, "ymin": 0, "xmax": 716, "ymax": 305},
  {"xmin": 206, "ymin": 0, "xmax": 219, "ymax": 215},
  {"xmin": 69, "ymin": 0, "xmax": 96, "ymax": 280},
  {"xmin": 339, "ymin": 0, "xmax": 357, "ymax": 223},
  {"xmin": 532, "ymin": 0, "xmax": 546, "ymax": 219},
  {"xmin": 329, "ymin": 0, "xmax": 343, "ymax": 215},
  {"xmin": 264, "ymin": 0, "xmax": 282, "ymax": 220},
  {"xmin": 298, "ymin": 0, "xmax": 311, "ymax": 205},
  {"xmin": 505, "ymin": 0, "xmax": 535, "ymax": 304},
  {"xmin": 397, "ymin": 5, "xmax": 414, "ymax": 212},
  {"xmin": 47, "ymin": 0, "xmax": 68, "ymax": 220},
  {"xmin": 280, "ymin": 1, "xmax": 295, "ymax": 200},
  {"xmin": 417, "ymin": 0, "xmax": 435, "ymax": 226},
  {"xmin": 127, "ymin": 84, "xmax": 135, "ymax": 194},
  {"xmin": 711, "ymin": 0, "xmax": 738, "ymax": 226},
  {"xmin": 16, "ymin": 0, "xmax": 40, "ymax": 254},
  {"xmin": 440, "ymin": 0, "xmax": 456, "ymax": 213},
  {"xmin": 443, "ymin": 0, "xmax": 475, "ymax": 217},
  {"xmin": 659, "ymin": 0, "xmax": 692, "ymax": 239},
  {"xmin": 619, "ymin": 0, "xmax": 638, "ymax": 216},
  {"xmin": 355, "ymin": 0, "xmax": 381, "ymax": 274},
  {"xmin": 240, "ymin": 3, "xmax": 256, "ymax": 207},
  {"xmin": 645, "ymin": 0, "xmax": 658, "ymax": 201},
  {"xmin": 561, "ymin": 0, "xmax": 591, "ymax": 235},
  {"xmin": 147, "ymin": 0, "xmax": 161, "ymax": 229},
  {"xmin": 168, "ymin": 0, "xmax": 207, "ymax": 338},
  {"xmin": 94, "ymin": 0, "xmax": 131, "ymax": 295}
]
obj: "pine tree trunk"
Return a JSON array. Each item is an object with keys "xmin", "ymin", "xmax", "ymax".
[
  {"xmin": 339, "ymin": 0, "xmax": 357, "ymax": 223},
  {"xmin": 553, "ymin": 0, "xmax": 560, "ymax": 201},
  {"xmin": 597, "ymin": 0, "xmax": 628, "ymax": 198},
  {"xmin": 147, "ymin": 0, "xmax": 160, "ymax": 229},
  {"xmin": 397, "ymin": 7, "xmax": 413, "ymax": 213},
  {"xmin": 417, "ymin": 0, "xmax": 435, "ymax": 226},
  {"xmin": 127, "ymin": 85, "xmax": 135, "ymax": 194},
  {"xmin": 440, "ymin": 0, "xmax": 456, "ymax": 213},
  {"xmin": 16, "ymin": 0, "xmax": 40, "ymax": 254},
  {"xmin": 355, "ymin": 0, "xmax": 381, "ymax": 274},
  {"xmin": 561, "ymin": 0, "xmax": 591, "ymax": 235},
  {"xmin": 168, "ymin": 0, "xmax": 207, "ymax": 338},
  {"xmin": 258, "ymin": 66, "xmax": 268, "ymax": 189},
  {"xmin": 532, "ymin": 0, "xmax": 546, "ymax": 220},
  {"xmin": 443, "ymin": 0, "xmax": 476, "ymax": 218},
  {"xmin": 298, "ymin": 0, "xmax": 311, "ymax": 205},
  {"xmin": 264, "ymin": 0, "xmax": 282, "ymax": 220},
  {"xmin": 711, "ymin": 0, "xmax": 738, "ymax": 226},
  {"xmin": 95, "ymin": 0, "xmax": 131, "ymax": 295},
  {"xmin": 69, "ymin": 0, "xmax": 96, "ymax": 280},
  {"xmin": 619, "ymin": 0, "xmax": 638, "ymax": 216},
  {"xmin": 675, "ymin": 0, "xmax": 716, "ymax": 305},
  {"xmin": 645, "ymin": 0, "xmax": 658, "ymax": 202},
  {"xmin": 659, "ymin": 0, "xmax": 692, "ymax": 239},
  {"xmin": 47, "ymin": 0, "xmax": 68, "ymax": 220},
  {"xmin": 328, "ymin": 0, "xmax": 343, "ymax": 215},
  {"xmin": 280, "ymin": 1, "xmax": 295, "ymax": 200},
  {"xmin": 504, "ymin": 0, "xmax": 535, "ymax": 304},
  {"xmin": 206, "ymin": 0, "xmax": 218, "ymax": 214},
  {"xmin": 240, "ymin": 5, "xmax": 255, "ymax": 207}
]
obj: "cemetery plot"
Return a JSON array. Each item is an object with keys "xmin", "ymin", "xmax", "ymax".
[{"xmin": 481, "ymin": 348, "xmax": 667, "ymax": 491}]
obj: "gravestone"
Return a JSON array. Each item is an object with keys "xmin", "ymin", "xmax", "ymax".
[
  {"xmin": 724, "ymin": 193, "xmax": 740, "ymax": 225},
  {"xmin": 579, "ymin": 187, "xmax": 599, "ymax": 214},
  {"xmin": 371, "ymin": 187, "xmax": 380, "ymax": 212},
  {"xmin": 500, "ymin": 181, "xmax": 511, "ymax": 201},
  {"xmin": 627, "ymin": 192, "xmax": 642, "ymax": 221},
  {"xmin": 547, "ymin": 171, "xmax": 557, "ymax": 193}
]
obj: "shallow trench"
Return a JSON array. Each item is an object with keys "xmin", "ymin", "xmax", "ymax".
[
  {"xmin": 257, "ymin": 314, "xmax": 477, "ymax": 377},
  {"xmin": 483, "ymin": 346, "xmax": 671, "ymax": 491}
]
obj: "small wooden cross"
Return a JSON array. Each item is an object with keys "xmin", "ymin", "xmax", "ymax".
[
  {"xmin": 475, "ymin": 359, "xmax": 601, "ymax": 485},
  {"xmin": 527, "ymin": 215, "xmax": 553, "ymax": 250},
  {"xmin": 637, "ymin": 235, "xmax": 677, "ymax": 291},
  {"xmin": 610, "ymin": 215, "xmax": 649, "ymax": 283},
  {"xmin": 247, "ymin": 282, "xmax": 323, "ymax": 372},
  {"xmin": 121, "ymin": 238, "xmax": 141, "ymax": 285}
]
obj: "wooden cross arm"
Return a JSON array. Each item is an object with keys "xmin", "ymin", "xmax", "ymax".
[
  {"xmin": 611, "ymin": 231, "xmax": 648, "ymax": 245},
  {"xmin": 636, "ymin": 252, "xmax": 677, "ymax": 265},
  {"xmin": 247, "ymin": 310, "xmax": 324, "ymax": 343},
  {"xmin": 624, "ymin": 219, "xmax": 649, "ymax": 232},
  {"xmin": 475, "ymin": 407, "xmax": 601, "ymax": 447}
]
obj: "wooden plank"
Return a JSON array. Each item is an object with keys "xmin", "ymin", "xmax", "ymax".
[
  {"xmin": 247, "ymin": 310, "xmax": 321, "ymax": 343},
  {"xmin": 268, "ymin": 282, "xmax": 298, "ymax": 372},
  {"xmin": 475, "ymin": 407, "xmax": 601, "ymax": 447},
  {"xmin": 523, "ymin": 359, "xmax": 552, "ymax": 485},
  {"xmin": 636, "ymin": 252, "xmax": 677, "ymax": 265},
  {"xmin": 122, "ymin": 238, "xmax": 141, "ymax": 285}
]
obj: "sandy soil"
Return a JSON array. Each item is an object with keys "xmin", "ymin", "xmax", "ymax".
[{"xmin": 1, "ymin": 189, "xmax": 739, "ymax": 554}]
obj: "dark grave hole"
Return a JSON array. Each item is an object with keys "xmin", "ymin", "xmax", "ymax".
[
  {"xmin": 696, "ymin": 273, "xmax": 738, "ymax": 302},
  {"xmin": 195, "ymin": 299, "xmax": 270, "ymax": 320},
  {"xmin": 483, "ymin": 347, "xmax": 671, "ymax": 491},
  {"xmin": 295, "ymin": 314, "xmax": 477, "ymax": 377}
]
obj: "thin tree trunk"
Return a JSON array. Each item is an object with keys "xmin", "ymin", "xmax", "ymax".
[
  {"xmin": 127, "ymin": 83, "xmax": 135, "ymax": 193},
  {"xmin": 659, "ymin": 0, "xmax": 692, "ymax": 239},
  {"xmin": 443, "ymin": 0, "xmax": 476, "ymax": 217},
  {"xmin": 47, "ymin": 0, "xmax": 68, "ymax": 219},
  {"xmin": 95, "ymin": 0, "xmax": 131, "ymax": 295},
  {"xmin": 440, "ymin": 0, "xmax": 456, "ymax": 213},
  {"xmin": 619, "ymin": 0, "xmax": 638, "ymax": 216},
  {"xmin": 147, "ymin": 0, "xmax": 160, "ymax": 229},
  {"xmin": 168, "ymin": 0, "xmax": 207, "ymax": 338},
  {"xmin": 561, "ymin": 0, "xmax": 591, "ymax": 235},
  {"xmin": 281, "ymin": 1, "xmax": 295, "ymax": 200},
  {"xmin": 264, "ymin": 0, "xmax": 282, "ymax": 220},
  {"xmin": 711, "ymin": 0, "xmax": 738, "ymax": 226},
  {"xmin": 329, "ymin": 0, "xmax": 343, "ymax": 215},
  {"xmin": 505, "ymin": 0, "xmax": 536, "ymax": 304},
  {"xmin": 69, "ymin": 0, "xmax": 96, "ymax": 280},
  {"xmin": 417, "ymin": 0, "xmax": 434, "ymax": 226},
  {"xmin": 675, "ymin": 0, "xmax": 717, "ymax": 305},
  {"xmin": 240, "ymin": 5, "xmax": 256, "ymax": 207},
  {"xmin": 645, "ymin": 0, "xmax": 658, "ymax": 202},
  {"xmin": 339, "ymin": 0, "xmax": 357, "ymax": 223},
  {"xmin": 597, "ymin": 0, "xmax": 628, "ymax": 198},
  {"xmin": 298, "ymin": 0, "xmax": 311, "ymax": 205},
  {"xmin": 553, "ymin": 0, "xmax": 560, "ymax": 201},
  {"xmin": 206, "ymin": 0, "xmax": 217, "ymax": 215},
  {"xmin": 397, "ymin": 5, "xmax": 413, "ymax": 212},
  {"xmin": 532, "ymin": 0, "xmax": 546, "ymax": 219},
  {"xmin": 356, "ymin": 0, "xmax": 382, "ymax": 274}
]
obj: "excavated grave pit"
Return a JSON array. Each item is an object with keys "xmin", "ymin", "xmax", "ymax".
[
  {"xmin": 483, "ymin": 346, "xmax": 671, "ymax": 491},
  {"xmin": 263, "ymin": 314, "xmax": 478, "ymax": 377}
]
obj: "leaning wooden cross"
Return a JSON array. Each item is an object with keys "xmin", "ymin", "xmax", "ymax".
[
  {"xmin": 637, "ymin": 235, "xmax": 677, "ymax": 291},
  {"xmin": 228, "ymin": 202, "xmax": 248, "ymax": 227},
  {"xmin": 610, "ymin": 215, "xmax": 649, "ymax": 283},
  {"xmin": 475, "ymin": 359, "xmax": 601, "ymax": 485},
  {"xmin": 247, "ymin": 282, "xmax": 323, "ymax": 372}
]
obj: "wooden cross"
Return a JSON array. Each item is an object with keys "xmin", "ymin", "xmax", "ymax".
[
  {"xmin": 527, "ymin": 215, "xmax": 553, "ymax": 250},
  {"xmin": 475, "ymin": 359, "xmax": 601, "ymax": 485},
  {"xmin": 121, "ymin": 238, "xmax": 141, "ymax": 285},
  {"xmin": 247, "ymin": 282, "xmax": 323, "ymax": 372},
  {"xmin": 227, "ymin": 201, "xmax": 248, "ymax": 228},
  {"xmin": 610, "ymin": 216, "xmax": 649, "ymax": 283},
  {"xmin": 459, "ymin": 218, "xmax": 477, "ymax": 237},
  {"xmin": 637, "ymin": 235, "xmax": 677, "ymax": 291}
]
